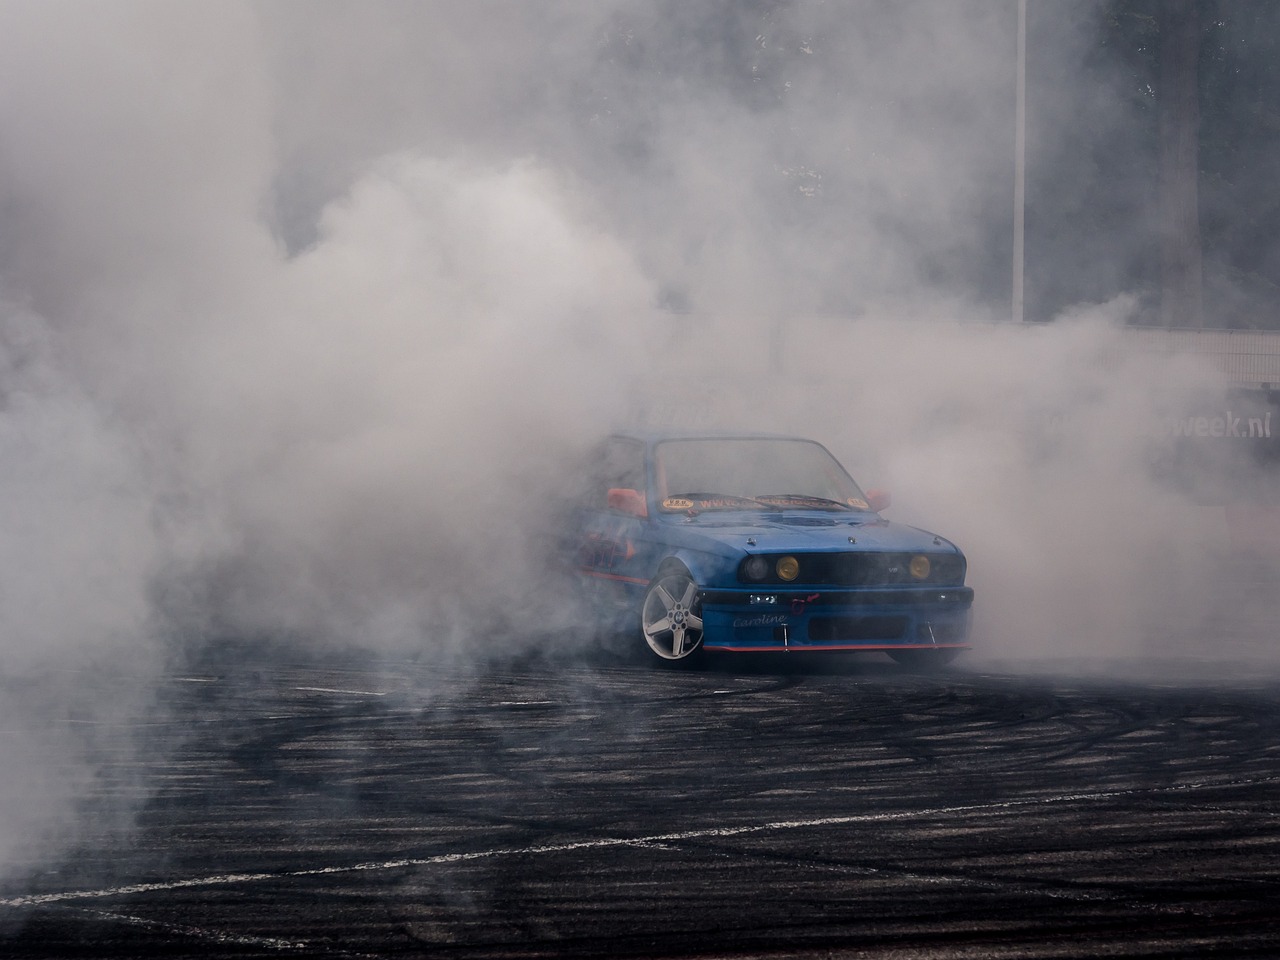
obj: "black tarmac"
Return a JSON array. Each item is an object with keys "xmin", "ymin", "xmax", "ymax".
[{"xmin": 3, "ymin": 642, "xmax": 1280, "ymax": 958}]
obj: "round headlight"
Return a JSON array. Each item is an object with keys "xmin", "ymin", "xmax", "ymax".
[
  {"xmin": 776, "ymin": 556, "xmax": 800, "ymax": 581},
  {"xmin": 909, "ymin": 555, "xmax": 931, "ymax": 580},
  {"xmin": 742, "ymin": 556, "xmax": 769, "ymax": 581}
]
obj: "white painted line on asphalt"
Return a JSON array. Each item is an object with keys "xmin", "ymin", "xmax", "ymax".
[
  {"xmin": 4, "ymin": 773, "xmax": 1274, "ymax": 910},
  {"xmin": 494, "ymin": 700, "xmax": 557, "ymax": 706},
  {"xmin": 293, "ymin": 687, "xmax": 387, "ymax": 697}
]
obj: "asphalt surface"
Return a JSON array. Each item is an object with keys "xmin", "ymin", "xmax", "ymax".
[{"xmin": 3, "ymin": 642, "xmax": 1280, "ymax": 959}]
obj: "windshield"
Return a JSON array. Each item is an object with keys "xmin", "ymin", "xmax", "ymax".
[{"xmin": 654, "ymin": 438, "xmax": 869, "ymax": 511}]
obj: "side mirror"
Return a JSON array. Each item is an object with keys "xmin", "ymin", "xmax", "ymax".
[
  {"xmin": 865, "ymin": 488, "xmax": 891, "ymax": 513},
  {"xmin": 607, "ymin": 487, "xmax": 649, "ymax": 518}
]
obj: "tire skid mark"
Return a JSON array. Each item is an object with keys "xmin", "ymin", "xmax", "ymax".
[
  {"xmin": 6, "ymin": 772, "xmax": 1277, "ymax": 910},
  {"xmin": 824, "ymin": 683, "xmax": 1279, "ymax": 777},
  {"xmin": 50, "ymin": 906, "xmax": 315, "ymax": 954},
  {"xmin": 650, "ymin": 835, "xmax": 1206, "ymax": 917}
]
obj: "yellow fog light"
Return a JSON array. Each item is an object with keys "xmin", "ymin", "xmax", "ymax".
[
  {"xmin": 776, "ymin": 556, "xmax": 800, "ymax": 581},
  {"xmin": 909, "ymin": 555, "xmax": 931, "ymax": 580}
]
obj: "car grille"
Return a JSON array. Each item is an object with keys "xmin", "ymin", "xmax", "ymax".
[{"xmin": 827, "ymin": 552, "xmax": 964, "ymax": 586}]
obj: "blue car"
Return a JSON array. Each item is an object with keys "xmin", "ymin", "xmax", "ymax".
[{"xmin": 570, "ymin": 433, "xmax": 973, "ymax": 666}]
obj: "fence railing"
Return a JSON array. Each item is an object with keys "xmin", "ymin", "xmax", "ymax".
[{"xmin": 1121, "ymin": 327, "xmax": 1280, "ymax": 388}]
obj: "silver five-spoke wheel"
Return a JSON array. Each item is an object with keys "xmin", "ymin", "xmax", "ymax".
[{"xmin": 641, "ymin": 572, "xmax": 704, "ymax": 661}]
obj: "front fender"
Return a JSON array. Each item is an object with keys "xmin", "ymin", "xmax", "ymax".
[{"xmin": 658, "ymin": 546, "xmax": 742, "ymax": 588}]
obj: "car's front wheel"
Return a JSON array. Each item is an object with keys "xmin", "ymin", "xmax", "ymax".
[{"xmin": 641, "ymin": 570, "xmax": 705, "ymax": 662}]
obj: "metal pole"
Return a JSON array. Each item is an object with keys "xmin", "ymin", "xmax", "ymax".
[{"xmin": 1013, "ymin": 0, "xmax": 1026, "ymax": 322}]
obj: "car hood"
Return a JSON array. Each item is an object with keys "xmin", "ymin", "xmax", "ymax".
[{"xmin": 656, "ymin": 512, "xmax": 960, "ymax": 554}]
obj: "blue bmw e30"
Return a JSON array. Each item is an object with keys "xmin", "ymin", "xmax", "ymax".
[{"xmin": 571, "ymin": 433, "xmax": 973, "ymax": 666}]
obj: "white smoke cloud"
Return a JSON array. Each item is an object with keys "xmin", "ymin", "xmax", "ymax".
[
  {"xmin": 0, "ymin": 299, "xmax": 159, "ymax": 872},
  {"xmin": 157, "ymin": 154, "xmax": 654, "ymax": 648}
]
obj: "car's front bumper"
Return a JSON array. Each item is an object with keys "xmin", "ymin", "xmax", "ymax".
[{"xmin": 697, "ymin": 586, "xmax": 974, "ymax": 653}]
